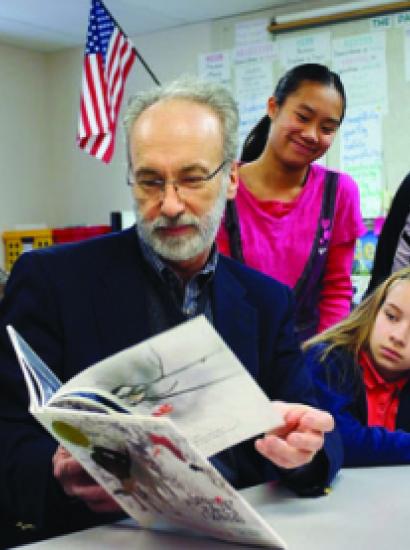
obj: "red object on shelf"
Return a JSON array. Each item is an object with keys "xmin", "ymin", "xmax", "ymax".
[{"xmin": 52, "ymin": 225, "xmax": 111, "ymax": 244}]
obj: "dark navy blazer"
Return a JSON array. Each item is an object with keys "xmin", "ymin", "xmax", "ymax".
[{"xmin": 0, "ymin": 228, "xmax": 342, "ymax": 543}]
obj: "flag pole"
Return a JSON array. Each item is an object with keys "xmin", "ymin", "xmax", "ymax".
[
  {"xmin": 131, "ymin": 47, "xmax": 161, "ymax": 86},
  {"xmin": 103, "ymin": 2, "xmax": 161, "ymax": 86}
]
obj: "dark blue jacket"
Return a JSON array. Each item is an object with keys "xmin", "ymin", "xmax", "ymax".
[
  {"xmin": 305, "ymin": 343, "xmax": 410, "ymax": 466},
  {"xmin": 0, "ymin": 228, "xmax": 342, "ymax": 544},
  {"xmin": 366, "ymin": 173, "xmax": 410, "ymax": 295}
]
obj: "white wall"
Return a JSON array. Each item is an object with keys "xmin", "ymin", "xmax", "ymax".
[
  {"xmin": 45, "ymin": 20, "xmax": 214, "ymax": 230},
  {"xmin": 0, "ymin": 43, "xmax": 50, "ymax": 266},
  {"xmin": 0, "ymin": 18, "xmax": 216, "ymax": 268},
  {"xmin": 0, "ymin": 1, "xmax": 409, "ymax": 268}
]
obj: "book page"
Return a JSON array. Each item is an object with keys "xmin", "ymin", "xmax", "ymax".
[
  {"xmin": 7, "ymin": 325, "xmax": 62, "ymax": 408},
  {"xmin": 36, "ymin": 408, "xmax": 286, "ymax": 549},
  {"xmin": 56, "ymin": 316, "xmax": 283, "ymax": 457}
]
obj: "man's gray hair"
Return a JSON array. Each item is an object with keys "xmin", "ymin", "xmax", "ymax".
[{"xmin": 123, "ymin": 75, "xmax": 239, "ymax": 167}]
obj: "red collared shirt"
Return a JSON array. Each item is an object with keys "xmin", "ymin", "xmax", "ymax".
[{"xmin": 360, "ymin": 350, "xmax": 409, "ymax": 431}]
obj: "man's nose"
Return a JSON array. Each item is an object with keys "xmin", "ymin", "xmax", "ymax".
[{"xmin": 160, "ymin": 183, "xmax": 185, "ymax": 218}]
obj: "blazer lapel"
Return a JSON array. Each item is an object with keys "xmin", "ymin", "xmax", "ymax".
[
  {"xmin": 90, "ymin": 234, "xmax": 260, "ymax": 379},
  {"xmin": 213, "ymin": 260, "xmax": 259, "ymax": 379},
  {"xmin": 91, "ymin": 229, "xmax": 151, "ymax": 358}
]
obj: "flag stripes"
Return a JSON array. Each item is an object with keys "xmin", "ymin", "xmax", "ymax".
[{"xmin": 77, "ymin": 0, "xmax": 136, "ymax": 163}]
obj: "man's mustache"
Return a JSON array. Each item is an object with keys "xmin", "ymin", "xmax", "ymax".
[{"xmin": 150, "ymin": 215, "xmax": 201, "ymax": 231}]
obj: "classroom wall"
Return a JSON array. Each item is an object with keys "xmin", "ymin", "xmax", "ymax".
[
  {"xmin": 45, "ymin": 6, "xmax": 410, "ymax": 227},
  {"xmin": 43, "ymin": 2, "xmax": 347, "ymax": 233},
  {"xmin": 44, "ymin": 20, "xmax": 214, "ymax": 230},
  {"xmin": 0, "ymin": 43, "xmax": 51, "ymax": 264},
  {"xmin": 0, "ymin": 0, "xmax": 350, "ymax": 270},
  {"xmin": 1, "ymin": 1, "xmax": 410, "ymax": 268}
]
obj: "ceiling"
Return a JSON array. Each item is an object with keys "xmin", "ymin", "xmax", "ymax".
[{"xmin": 0, "ymin": 0, "xmax": 346, "ymax": 52}]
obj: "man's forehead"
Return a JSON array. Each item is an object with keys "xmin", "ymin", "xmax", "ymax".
[
  {"xmin": 131, "ymin": 98, "xmax": 222, "ymax": 137},
  {"xmin": 129, "ymin": 99, "xmax": 224, "ymax": 166}
]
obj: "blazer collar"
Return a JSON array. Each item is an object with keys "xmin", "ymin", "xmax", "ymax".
[
  {"xmin": 213, "ymin": 259, "xmax": 259, "ymax": 378},
  {"xmin": 92, "ymin": 232, "xmax": 259, "ymax": 379},
  {"xmin": 92, "ymin": 227, "xmax": 151, "ymax": 357}
]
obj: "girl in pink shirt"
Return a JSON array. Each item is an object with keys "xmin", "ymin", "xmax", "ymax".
[{"xmin": 217, "ymin": 63, "xmax": 365, "ymax": 340}]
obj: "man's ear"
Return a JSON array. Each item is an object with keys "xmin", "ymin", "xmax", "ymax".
[
  {"xmin": 226, "ymin": 161, "xmax": 239, "ymax": 199},
  {"xmin": 267, "ymin": 96, "xmax": 279, "ymax": 121}
]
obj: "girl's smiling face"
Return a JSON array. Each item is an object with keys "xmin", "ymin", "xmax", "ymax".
[
  {"xmin": 267, "ymin": 81, "xmax": 343, "ymax": 168},
  {"xmin": 369, "ymin": 280, "xmax": 410, "ymax": 381}
]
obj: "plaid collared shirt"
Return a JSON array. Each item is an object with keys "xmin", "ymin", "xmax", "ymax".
[{"xmin": 139, "ymin": 236, "xmax": 218, "ymax": 321}]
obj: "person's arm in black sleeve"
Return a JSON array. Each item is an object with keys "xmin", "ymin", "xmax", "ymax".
[
  {"xmin": 367, "ymin": 173, "xmax": 410, "ymax": 295},
  {"xmin": 0, "ymin": 252, "xmax": 123, "ymax": 542}
]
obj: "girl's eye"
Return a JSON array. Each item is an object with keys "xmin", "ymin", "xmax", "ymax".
[
  {"xmin": 385, "ymin": 311, "xmax": 397, "ymax": 322},
  {"xmin": 296, "ymin": 112, "xmax": 309, "ymax": 122},
  {"xmin": 321, "ymin": 126, "xmax": 336, "ymax": 135}
]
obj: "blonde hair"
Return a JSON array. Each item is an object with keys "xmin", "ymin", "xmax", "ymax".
[{"xmin": 303, "ymin": 266, "xmax": 410, "ymax": 363}]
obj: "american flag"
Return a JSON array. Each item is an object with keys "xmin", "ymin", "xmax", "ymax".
[{"xmin": 77, "ymin": 0, "xmax": 136, "ymax": 163}]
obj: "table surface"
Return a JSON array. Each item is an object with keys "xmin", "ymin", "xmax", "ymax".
[{"xmin": 20, "ymin": 465, "xmax": 410, "ymax": 549}]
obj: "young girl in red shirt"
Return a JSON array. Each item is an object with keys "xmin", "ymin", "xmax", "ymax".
[{"xmin": 303, "ymin": 267, "xmax": 410, "ymax": 465}]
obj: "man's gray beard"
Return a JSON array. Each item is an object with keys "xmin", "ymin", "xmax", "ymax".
[{"xmin": 133, "ymin": 181, "xmax": 229, "ymax": 262}]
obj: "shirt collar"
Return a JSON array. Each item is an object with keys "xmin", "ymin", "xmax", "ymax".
[
  {"xmin": 359, "ymin": 350, "xmax": 409, "ymax": 391},
  {"xmin": 138, "ymin": 230, "xmax": 218, "ymax": 288}
]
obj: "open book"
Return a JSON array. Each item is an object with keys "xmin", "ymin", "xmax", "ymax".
[{"xmin": 8, "ymin": 316, "xmax": 287, "ymax": 549}]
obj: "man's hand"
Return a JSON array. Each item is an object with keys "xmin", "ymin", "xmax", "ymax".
[
  {"xmin": 255, "ymin": 401, "xmax": 334, "ymax": 469},
  {"xmin": 52, "ymin": 445, "xmax": 121, "ymax": 513}
]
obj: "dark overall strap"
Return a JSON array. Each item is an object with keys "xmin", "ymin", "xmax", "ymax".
[
  {"xmin": 293, "ymin": 170, "xmax": 338, "ymax": 298},
  {"xmin": 293, "ymin": 170, "xmax": 339, "ymax": 341},
  {"xmin": 224, "ymin": 199, "xmax": 245, "ymax": 263}
]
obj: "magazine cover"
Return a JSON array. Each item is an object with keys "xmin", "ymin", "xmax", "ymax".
[{"xmin": 37, "ymin": 408, "xmax": 287, "ymax": 548}]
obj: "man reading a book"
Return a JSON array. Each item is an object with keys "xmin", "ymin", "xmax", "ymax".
[{"xmin": 0, "ymin": 76, "xmax": 342, "ymax": 545}]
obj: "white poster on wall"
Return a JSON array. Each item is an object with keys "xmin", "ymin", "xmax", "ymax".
[
  {"xmin": 278, "ymin": 32, "xmax": 331, "ymax": 70},
  {"xmin": 340, "ymin": 107, "xmax": 383, "ymax": 218},
  {"xmin": 234, "ymin": 41, "xmax": 277, "ymax": 63},
  {"xmin": 234, "ymin": 59, "xmax": 273, "ymax": 152},
  {"xmin": 332, "ymin": 32, "xmax": 388, "ymax": 112},
  {"xmin": 198, "ymin": 50, "xmax": 232, "ymax": 87},
  {"xmin": 235, "ymin": 18, "xmax": 270, "ymax": 45},
  {"xmin": 394, "ymin": 11, "xmax": 410, "ymax": 27},
  {"xmin": 370, "ymin": 15, "xmax": 392, "ymax": 31}
]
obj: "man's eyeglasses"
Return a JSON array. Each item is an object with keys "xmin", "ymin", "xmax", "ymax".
[{"xmin": 129, "ymin": 160, "xmax": 227, "ymax": 199}]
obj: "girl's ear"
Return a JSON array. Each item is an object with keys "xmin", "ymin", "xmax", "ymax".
[
  {"xmin": 226, "ymin": 161, "xmax": 239, "ymax": 199},
  {"xmin": 267, "ymin": 96, "xmax": 279, "ymax": 121}
]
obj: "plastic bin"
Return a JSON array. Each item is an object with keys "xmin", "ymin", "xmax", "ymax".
[
  {"xmin": 52, "ymin": 225, "xmax": 111, "ymax": 244},
  {"xmin": 3, "ymin": 229, "xmax": 53, "ymax": 272}
]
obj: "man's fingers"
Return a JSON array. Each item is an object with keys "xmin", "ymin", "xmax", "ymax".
[
  {"xmin": 298, "ymin": 410, "xmax": 334, "ymax": 433},
  {"xmin": 286, "ymin": 430, "xmax": 324, "ymax": 453},
  {"xmin": 255, "ymin": 435, "xmax": 313, "ymax": 469},
  {"xmin": 58, "ymin": 469, "xmax": 96, "ymax": 497},
  {"xmin": 69, "ymin": 481, "xmax": 121, "ymax": 513},
  {"xmin": 271, "ymin": 402, "xmax": 334, "ymax": 434},
  {"xmin": 53, "ymin": 457, "xmax": 84, "ymax": 478},
  {"xmin": 52, "ymin": 447, "xmax": 122, "ymax": 513},
  {"xmin": 71, "ymin": 482, "xmax": 112, "ymax": 503}
]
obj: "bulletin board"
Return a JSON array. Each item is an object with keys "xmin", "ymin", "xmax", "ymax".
[{"xmin": 197, "ymin": 9, "xmax": 410, "ymax": 219}]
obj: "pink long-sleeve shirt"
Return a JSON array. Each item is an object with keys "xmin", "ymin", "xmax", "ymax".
[{"xmin": 217, "ymin": 163, "xmax": 366, "ymax": 332}]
